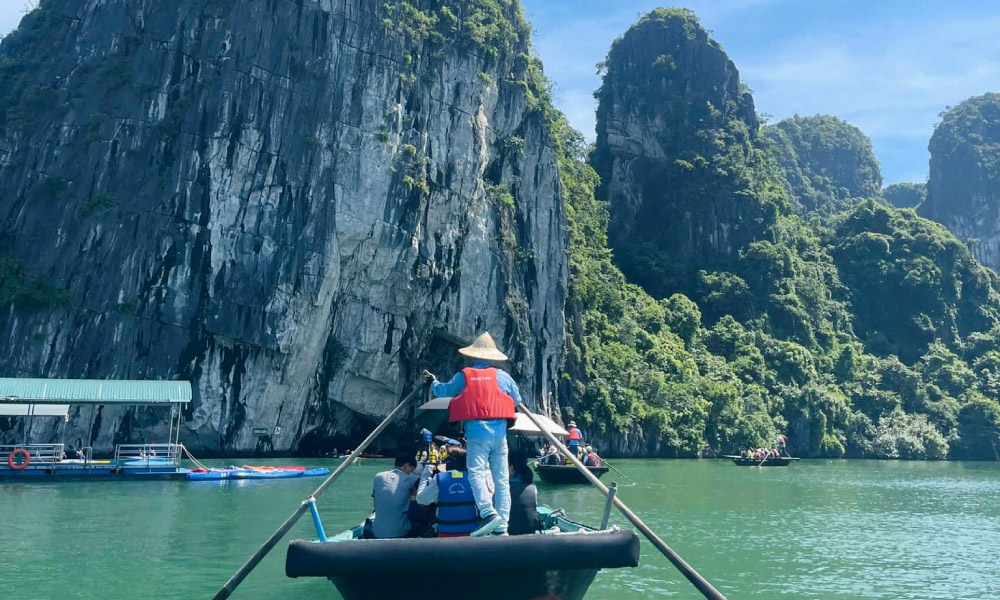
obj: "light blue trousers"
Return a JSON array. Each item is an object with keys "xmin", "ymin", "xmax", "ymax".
[{"xmin": 466, "ymin": 429, "xmax": 510, "ymax": 530}]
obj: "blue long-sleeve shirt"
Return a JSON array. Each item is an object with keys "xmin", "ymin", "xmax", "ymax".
[{"xmin": 431, "ymin": 361, "xmax": 521, "ymax": 440}]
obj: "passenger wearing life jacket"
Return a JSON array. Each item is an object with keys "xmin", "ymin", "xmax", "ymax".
[
  {"xmin": 424, "ymin": 332, "xmax": 522, "ymax": 537},
  {"xmin": 416, "ymin": 448, "xmax": 478, "ymax": 537},
  {"xmin": 566, "ymin": 421, "xmax": 583, "ymax": 459},
  {"xmin": 582, "ymin": 446, "xmax": 601, "ymax": 467}
]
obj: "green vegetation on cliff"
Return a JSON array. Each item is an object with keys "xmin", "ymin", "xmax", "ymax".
[
  {"xmin": 923, "ymin": 92, "xmax": 1000, "ymax": 218},
  {"xmin": 919, "ymin": 93, "xmax": 1000, "ymax": 272},
  {"xmin": 882, "ymin": 182, "xmax": 926, "ymax": 209},
  {"xmin": 764, "ymin": 115, "xmax": 882, "ymax": 218},
  {"xmin": 562, "ymin": 9, "xmax": 1000, "ymax": 459}
]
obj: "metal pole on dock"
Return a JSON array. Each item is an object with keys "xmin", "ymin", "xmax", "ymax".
[
  {"xmin": 518, "ymin": 405, "xmax": 729, "ymax": 600},
  {"xmin": 211, "ymin": 381, "xmax": 428, "ymax": 600}
]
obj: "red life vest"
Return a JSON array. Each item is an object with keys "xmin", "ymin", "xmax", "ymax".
[
  {"xmin": 567, "ymin": 427, "xmax": 582, "ymax": 441},
  {"xmin": 448, "ymin": 367, "xmax": 516, "ymax": 423}
]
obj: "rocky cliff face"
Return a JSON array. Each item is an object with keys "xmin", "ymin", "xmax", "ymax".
[
  {"xmin": 0, "ymin": 0, "xmax": 566, "ymax": 454},
  {"xmin": 764, "ymin": 115, "xmax": 881, "ymax": 218},
  {"xmin": 592, "ymin": 8, "xmax": 781, "ymax": 299},
  {"xmin": 920, "ymin": 93, "xmax": 1000, "ymax": 270}
]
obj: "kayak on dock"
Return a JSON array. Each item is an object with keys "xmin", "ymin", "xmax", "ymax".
[
  {"xmin": 285, "ymin": 506, "xmax": 639, "ymax": 600},
  {"xmin": 534, "ymin": 463, "xmax": 609, "ymax": 484},
  {"xmin": 186, "ymin": 466, "xmax": 330, "ymax": 480},
  {"xmin": 725, "ymin": 455, "xmax": 799, "ymax": 466}
]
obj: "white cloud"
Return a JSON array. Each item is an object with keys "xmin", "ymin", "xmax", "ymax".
[{"xmin": 524, "ymin": 1, "xmax": 1000, "ymax": 184}]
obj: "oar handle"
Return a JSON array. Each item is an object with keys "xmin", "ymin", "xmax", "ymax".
[
  {"xmin": 212, "ymin": 381, "xmax": 429, "ymax": 600},
  {"xmin": 517, "ymin": 405, "xmax": 728, "ymax": 600}
]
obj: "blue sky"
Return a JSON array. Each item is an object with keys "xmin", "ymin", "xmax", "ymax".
[
  {"xmin": 521, "ymin": 0, "xmax": 1000, "ymax": 185},
  {"xmin": 4, "ymin": 1, "xmax": 998, "ymax": 185}
]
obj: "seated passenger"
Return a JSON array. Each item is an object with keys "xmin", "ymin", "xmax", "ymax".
[
  {"xmin": 508, "ymin": 452, "xmax": 540, "ymax": 535},
  {"xmin": 371, "ymin": 451, "xmax": 422, "ymax": 539},
  {"xmin": 416, "ymin": 447, "xmax": 479, "ymax": 537},
  {"xmin": 582, "ymin": 446, "xmax": 601, "ymax": 467}
]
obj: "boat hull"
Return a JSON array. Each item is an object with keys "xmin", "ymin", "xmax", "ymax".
[
  {"xmin": 726, "ymin": 456, "xmax": 799, "ymax": 466},
  {"xmin": 534, "ymin": 464, "xmax": 609, "ymax": 484},
  {"xmin": 287, "ymin": 530, "xmax": 638, "ymax": 600},
  {"xmin": 328, "ymin": 567, "xmax": 599, "ymax": 600}
]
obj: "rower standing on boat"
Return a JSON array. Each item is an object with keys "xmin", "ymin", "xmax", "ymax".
[
  {"xmin": 423, "ymin": 332, "xmax": 521, "ymax": 537},
  {"xmin": 566, "ymin": 421, "xmax": 583, "ymax": 459}
]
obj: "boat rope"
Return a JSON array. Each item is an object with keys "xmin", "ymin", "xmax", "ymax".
[
  {"xmin": 178, "ymin": 444, "xmax": 212, "ymax": 471},
  {"xmin": 211, "ymin": 381, "xmax": 429, "ymax": 600},
  {"xmin": 517, "ymin": 405, "xmax": 729, "ymax": 600}
]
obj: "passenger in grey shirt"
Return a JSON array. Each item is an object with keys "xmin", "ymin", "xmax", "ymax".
[{"xmin": 371, "ymin": 451, "xmax": 422, "ymax": 539}]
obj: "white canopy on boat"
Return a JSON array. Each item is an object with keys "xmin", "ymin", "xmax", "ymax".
[{"xmin": 415, "ymin": 396, "xmax": 568, "ymax": 438}]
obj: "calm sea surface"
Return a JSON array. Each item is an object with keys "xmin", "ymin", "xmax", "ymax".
[{"xmin": 3, "ymin": 459, "xmax": 999, "ymax": 599}]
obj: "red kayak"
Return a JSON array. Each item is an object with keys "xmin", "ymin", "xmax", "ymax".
[{"xmin": 243, "ymin": 465, "xmax": 306, "ymax": 471}]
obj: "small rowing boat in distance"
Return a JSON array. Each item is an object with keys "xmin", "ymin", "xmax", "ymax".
[
  {"xmin": 725, "ymin": 455, "xmax": 799, "ymax": 466},
  {"xmin": 535, "ymin": 463, "xmax": 609, "ymax": 484}
]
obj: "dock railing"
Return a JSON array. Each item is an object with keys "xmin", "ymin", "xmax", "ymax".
[
  {"xmin": 1, "ymin": 443, "xmax": 65, "ymax": 467},
  {"xmin": 113, "ymin": 443, "xmax": 182, "ymax": 470}
]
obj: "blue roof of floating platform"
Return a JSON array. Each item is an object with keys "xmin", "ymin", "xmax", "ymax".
[{"xmin": 0, "ymin": 378, "xmax": 192, "ymax": 405}]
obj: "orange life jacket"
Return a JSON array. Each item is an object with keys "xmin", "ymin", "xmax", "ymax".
[{"xmin": 448, "ymin": 367, "xmax": 516, "ymax": 423}]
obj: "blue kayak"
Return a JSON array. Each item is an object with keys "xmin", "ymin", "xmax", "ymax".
[
  {"xmin": 186, "ymin": 468, "xmax": 253, "ymax": 480},
  {"xmin": 186, "ymin": 466, "xmax": 329, "ymax": 481}
]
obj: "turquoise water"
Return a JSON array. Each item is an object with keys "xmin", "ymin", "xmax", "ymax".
[{"xmin": 3, "ymin": 459, "xmax": 1000, "ymax": 599}]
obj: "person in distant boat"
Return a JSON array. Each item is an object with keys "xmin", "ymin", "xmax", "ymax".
[
  {"xmin": 566, "ymin": 421, "xmax": 583, "ymax": 458},
  {"xmin": 582, "ymin": 446, "xmax": 601, "ymax": 467},
  {"xmin": 424, "ymin": 332, "xmax": 521, "ymax": 537},
  {"xmin": 371, "ymin": 451, "xmax": 423, "ymax": 539},
  {"xmin": 416, "ymin": 447, "xmax": 478, "ymax": 537},
  {"xmin": 507, "ymin": 452, "xmax": 540, "ymax": 535},
  {"xmin": 778, "ymin": 435, "xmax": 788, "ymax": 456}
]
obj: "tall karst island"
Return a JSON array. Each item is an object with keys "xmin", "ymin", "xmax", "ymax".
[
  {"xmin": 2, "ymin": 3, "xmax": 1000, "ymax": 460},
  {"xmin": 0, "ymin": 0, "xmax": 568, "ymax": 453}
]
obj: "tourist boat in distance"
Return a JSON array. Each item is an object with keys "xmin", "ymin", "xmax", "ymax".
[
  {"xmin": 725, "ymin": 455, "xmax": 800, "ymax": 466},
  {"xmin": 285, "ymin": 506, "xmax": 639, "ymax": 600},
  {"xmin": 535, "ymin": 462, "xmax": 610, "ymax": 483}
]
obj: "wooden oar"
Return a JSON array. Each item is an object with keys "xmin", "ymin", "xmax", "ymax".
[
  {"xmin": 212, "ymin": 381, "xmax": 428, "ymax": 600},
  {"xmin": 600, "ymin": 457, "xmax": 637, "ymax": 486},
  {"xmin": 518, "ymin": 405, "xmax": 729, "ymax": 600}
]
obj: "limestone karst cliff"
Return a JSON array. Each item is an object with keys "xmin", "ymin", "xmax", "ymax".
[
  {"xmin": 0, "ymin": 0, "xmax": 566, "ymax": 454},
  {"xmin": 591, "ymin": 8, "xmax": 779, "ymax": 300},
  {"xmin": 920, "ymin": 92, "xmax": 1000, "ymax": 271},
  {"xmin": 764, "ymin": 115, "xmax": 882, "ymax": 219}
]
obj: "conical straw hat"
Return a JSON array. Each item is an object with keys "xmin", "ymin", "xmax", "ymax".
[{"xmin": 458, "ymin": 332, "xmax": 508, "ymax": 362}]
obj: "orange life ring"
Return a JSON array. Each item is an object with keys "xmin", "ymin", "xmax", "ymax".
[{"xmin": 8, "ymin": 448, "xmax": 30, "ymax": 470}]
